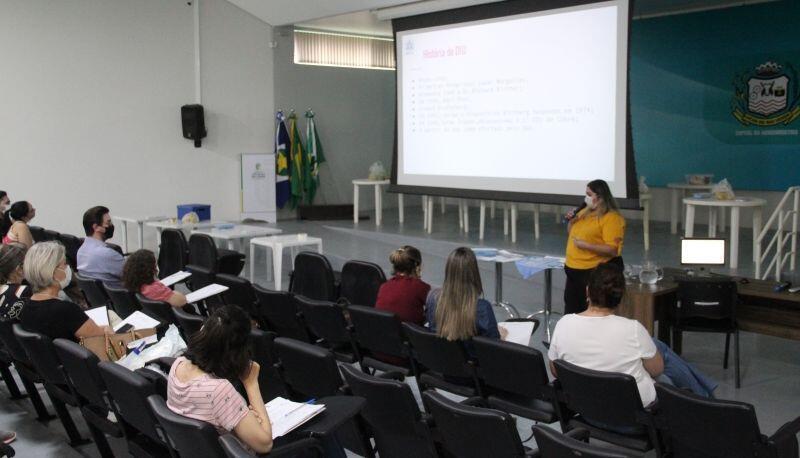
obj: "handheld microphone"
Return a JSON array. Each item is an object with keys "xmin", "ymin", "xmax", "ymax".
[{"xmin": 564, "ymin": 202, "xmax": 587, "ymax": 222}]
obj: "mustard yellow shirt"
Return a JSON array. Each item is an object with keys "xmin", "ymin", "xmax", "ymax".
[{"xmin": 565, "ymin": 210, "xmax": 625, "ymax": 270}]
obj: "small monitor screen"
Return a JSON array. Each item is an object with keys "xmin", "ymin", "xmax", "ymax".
[{"xmin": 681, "ymin": 238, "xmax": 726, "ymax": 265}]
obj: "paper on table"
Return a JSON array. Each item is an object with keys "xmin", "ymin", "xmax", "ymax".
[
  {"xmin": 265, "ymin": 397, "xmax": 326, "ymax": 439},
  {"xmin": 85, "ymin": 306, "xmax": 109, "ymax": 327},
  {"xmin": 160, "ymin": 271, "xmax": 192, "ymax": 287},
  {"xmin": 185, "ymin": 284, "xmax": 229, "ymax": 304},
  {"xmin": 126, "ymin": 334, "xmax": 158, "ymax": 349},
  {"xmin": 498, "ymin": 321, "xmax": 534, "ymax": 346},
  {"xmin": 113, "ymin": 311, "xmax": 161, "ymax": 332}
]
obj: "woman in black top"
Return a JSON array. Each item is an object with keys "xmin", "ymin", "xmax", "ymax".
[
  {"xmin": 19, "ymin": 242, "xmax": 108, "ymax": 342},
  {"xmin": 0, "ymin": 244, "xmax": 29, "ymax": 322}
]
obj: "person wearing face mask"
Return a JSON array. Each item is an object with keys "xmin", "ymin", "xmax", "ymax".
[
  {"xmin": 0, "ymin": 191, "xmax": 9, "ymax": 214},
  {"xmin": 1, "ymin": 201, "xmax": 36, "ymax": 248},
  {"xmin": 19, "ymin": 242, "xmax": 109, "ymax": 342},
  {"xmin": 0, "ymin": 244, "xmax": 30, "ymax": 322},
  {"xmin": 77, "ymin": 205, "xmax": 125, "ymax": 289},
  {"xmin": 562, "ymin": 179, "xmax": 626, "ymax": 314},
  {"xmin": 123, "ymin": 249, "xmax": 187, "ymax": 307}
]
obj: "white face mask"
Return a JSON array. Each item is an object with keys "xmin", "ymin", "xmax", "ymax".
[
  {"xmin": 584, "ymin": 195, "xmax": 595, "ymax": 209},
  {"xmin": 56, "ymin": 265, "xmax": 72, "ymax": 289}
]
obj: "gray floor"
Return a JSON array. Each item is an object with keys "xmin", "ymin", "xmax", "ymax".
[{"xmin": 2, "ymin": 204, "xmax": 798, "ymax": 456}]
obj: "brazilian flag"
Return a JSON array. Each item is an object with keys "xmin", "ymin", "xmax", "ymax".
[
  {"xmin": 287, "ymin": 112, "xmax": 305, "ymax": 209},
  {"xmin": 274, "ymin": 111, "xmax": 291, "ymax": 209},
  {"xmin": 304, "ymin": 110, "xmax": 326, "ymax": 205}
]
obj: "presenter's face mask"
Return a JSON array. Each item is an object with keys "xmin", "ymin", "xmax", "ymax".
[{"xmin": 584, "ymin": 194, "xmax": 596, "ymax": 209}]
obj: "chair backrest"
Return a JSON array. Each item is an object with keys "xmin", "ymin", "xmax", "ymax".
[
  {"xmin": 473, "ymin": 336, "xmax": 550, "ymax": 399},
  {"xmin": 136, "ymin": 294, "xmax": 174, "ymax": 325},
  {"xmin": 12, "ymin": 324, "xmax": 67, "ymax": 385},
  {"xmin": 532, "ymin": 425, "xmax": 631, "ymax": 458},
  {"xmin": 293, "ymin": 295, "xmax": 352, "ymax": 347},
  {"xmin": 98, "ymin": 360, "xmax": 164, "ymax": 443},
  {"xmin": 348, "ymin": 305, "xmax": 409, "ymax": 362},
  {"xmin": 273, "ymin": 337, "xmax": 342, "ymax": 399},
  {"xmin": 249, "ymin": 329, "xmax": 287, "ymax": 401},
  {"xmin": 0, "ymin": 321, "xmax": 29, "ymax": 366},
  {"xmin": 188, "ymin": 234, "xmax": 219, "ymax": 272},
  {"xmin": 75, "ymin": 271, "xmax": 110, "ymax": 308},
  {"xmin": 675, "ymin": 277, "xmax": 737, "ymax": 323},
  {"xmin": 53, "ymin": 338, "xmax": 107, "ymax": 408},
  {"xmin": 340, "ymin": 365, "xmax": 436, "ymax": 458},
  {"xmin": 185, "ymin": 265, "xmax": 220, "ymax": 314},
  {"xmin": 171, "ymin": 308, "xmax": 205, "ymax": 341},
  {"xmin": 553, "ymin": 360, "xmax": 645, "ymax": 429},
  {"xmin": 42, "ymin": 229, "xmax": 60, "ymax": 242},
  {"xmin": 402, "ymin": 322, "xmax": 475, "ymax": 379},
  {"xmin": 252, "ymin": 286, "xmax": 310, "ymax": 342},
  {"xmin": 147, "ymin": 394, "xmax": 225, "ymax": 458},
  {"xmin": 105, "ymin": 284, "xmax": 141, "ymax": 319},
  {"xmin": 655, "ymin": 383, "xmax": 764, "ymax": 457},
  {"xmin": 290, "ymin": 252, "xmax": 337, "ymax": 301},
  {"xmin": 215, "ymin": 273, "xmax": 258, "ymax": 316},
  {"xmin": 339, "ymin": 260, "xmax": 386, "ymax": 306},
  {"xmin": 158, "ymin": 229, "xmax": 189, "ymax": 279},
  {"xmin": 423, "ymin": 390, "xmax": 525, "ymax": 458},
  {"xmin": 58, "ymin": 233, "xmax": 83, "ymax": 271},
  {"xmin": 28, "ymin": 225, "xmax": 45, "ymax": 243}
]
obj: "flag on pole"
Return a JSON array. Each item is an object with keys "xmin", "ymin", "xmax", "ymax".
[
  {"xmin": 274, "ymin": 111, "xmax": 291, "ymax": 209},
  {"xmin": 304, "ymin": 109, "xmax": 326, "ymax": 205},
  {"xmin": 287, "ymin": 111, "xmax": 305, "ymax": 209}
]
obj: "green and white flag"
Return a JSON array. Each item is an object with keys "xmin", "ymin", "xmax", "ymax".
[{"xmin": 304, "ymin": 110, "xmax": 326, "ymax": 205}]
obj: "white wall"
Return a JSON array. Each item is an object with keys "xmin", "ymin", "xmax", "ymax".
[{"xmin": 0, "ymin": 0, "xmax": 273, "ymax": 238}]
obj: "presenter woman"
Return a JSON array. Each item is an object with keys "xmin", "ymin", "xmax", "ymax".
[{"xmin": 563, "ymin": 179, "xmax": 625, "ymax": 314}]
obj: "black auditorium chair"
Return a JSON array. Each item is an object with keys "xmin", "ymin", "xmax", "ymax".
[
  {"xmin": 553, "ymin": 359, "xmax": 661, "ymax": 457},
  {"xmin": 105, "ymin": 284, "xmax": 141, "ymax": 319},
  {"xmin": 98, "ymin": 361, "xmax": 174, "ymax": 457},
  {"xmin": 157, "ymin": 228, "xmax": 189, "ymax": 279},
  {"xmin": 136, "ymin": 293, "xmax": 176, "ymax": 325},
  {"xmin": 252, "ymin": 286, "xmax": 311, "ymax": 342},
  {"xmin": 75, "ymin": 272, "xmax": 111, "ymax": 308},
  {"xmin": 188, "ymin": 233, "xmax": 245, "ymax": 276},
  {"xmin": 58, "ymin": 233, "xmax": 83, "ymax": 271},
  {"xmin": 42, "ymin": 229, "xmax": 60, "ymax": 242},
  {"xmin": 171, "ymin": 307, "xmax": 205, "ymax": 341},
  {"xmin": 13, "ymin": 325, "xmax": 90, "ymax": 447},
  {"xmin": 249, "ymin": 329, "xmax": 287, "ymax": 401},
  {"xmin": 219, "ymin": 434, "xmax": 323, "ymax": 458},
  {"xmin": 423, "ymin": 390, "xmax": 535, "ymax": 458},
  {"xmin": 340, "ymin": 365, "xmax": 437, "ymax": 458},
  {"xmin": 532, "ymin": 425, "xmax": 632, "ymax": 458},
  {"xmin": 472, "ymin": 332, "xmax": 559, "ymax": 425},
  {"xmin": 672, "ymin": 277, "xmax": 740, "ymax": 388},
  {"xmin": 403, "ymin": 322, "xmax": 482, "ymax": 397},
  {"xmin": 656, "ymin": 383, "xmax": 800, "ymax": 458},
  {"xmin": 148, "ymin": 395, "xmax": 226, "ymax": 458},
  {"xmin": 0, "ymin": 343, "xmax": 23, "ymax": 400},
  {"xmin": 289, "ymin": 252, "xmax": 338, "ymax": 301},
  {"xmin": 348, "ymin": 305, "xmax": 413, "ymax": 377},
  {"xmin": 338, "ymin": 260, "xmax": 386, "ymax": 306},
  {"xmin": 54, "ymin": 339, "xmax": 126, "ymax": 457},
  {"xmin": 28, "ymin": 226, "xmax": 45, "ymax": 243},
  {"xmin": 0, "ymin": 322, "xmax": 54, "ymax": 421},
  {"xmin": 215, "ymin": 273, "xmax": 258, "ymax": 317},
  {"xmin": 293, "ymin": 295, "xmax": 360, "ymax": 363}
]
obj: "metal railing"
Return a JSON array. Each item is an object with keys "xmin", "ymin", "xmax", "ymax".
[{"xmin": 755, "ymin": 186, "xmax": 799, "ymax": 280}]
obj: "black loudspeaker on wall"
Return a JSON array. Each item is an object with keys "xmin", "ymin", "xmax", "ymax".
[{"xmin": 181, "ymin": 104, "xmax": 207, "ymax": 147}]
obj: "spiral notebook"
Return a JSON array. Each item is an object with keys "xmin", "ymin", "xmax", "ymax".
[{"xmin": 265, "ymin": 397, "xmax": 326, "ymax": 439}]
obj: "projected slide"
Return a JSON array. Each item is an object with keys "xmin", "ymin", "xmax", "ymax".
[{"xmin": 395, "ymin": 1, "xmax": 630, "ymax": 198}]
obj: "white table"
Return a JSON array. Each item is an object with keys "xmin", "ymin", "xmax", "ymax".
[
  {"xmin": 667, "ymin": 182, "xmax": 717, "ymax": 234},
  {"xmin": 192, "ymin": 224, "xmax": 283, "ymax": 251},
  {"xmin": 640, "ymin": 193, "xmax": 652, "ymax": 251},
  {"xmin": 112, "ymin": 216, "xmax": 169, "ymax": 252},
  {"xmin": 249, "ymin": 234, "xmax": 323, "ymax": 290},
  {"xmin": 683, "ymin": 196, "xmax": 766, "ymax": 269},
  {"xmin": 352, "ymin": 179, "xmax": 390, "ymax": 226}
]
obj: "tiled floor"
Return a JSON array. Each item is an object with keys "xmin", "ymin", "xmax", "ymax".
[{"xmin": 2, "ymin": 204, "xmax": 798, "ymax": 456}]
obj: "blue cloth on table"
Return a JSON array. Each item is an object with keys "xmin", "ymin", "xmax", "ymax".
[{"xmin": 515, "ymin": 256, "xmax": 565, "ymax": 280}]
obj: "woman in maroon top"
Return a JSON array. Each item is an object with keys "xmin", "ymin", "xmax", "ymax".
[{"xmin": 375, "ymin": 246, "xmax": 430, "ymax": 324}]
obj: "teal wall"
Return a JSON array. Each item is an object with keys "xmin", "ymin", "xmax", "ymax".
[{"xmin": 630, "ymin": 0, "xmax": 800, "ymax": 191}]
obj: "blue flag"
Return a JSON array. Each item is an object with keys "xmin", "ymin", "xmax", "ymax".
[{"xmin": 275, "ymin": 111, "xmax": 291, "ymax": 209}]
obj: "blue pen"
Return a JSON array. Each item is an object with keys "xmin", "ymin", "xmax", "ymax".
[
  {"xmin": 305, "ymin": 398, "xmax": 316, "ymax": 405},
  {"xmin": 132, "ymin": 340, "xmax": 147, "ymax": 355}
]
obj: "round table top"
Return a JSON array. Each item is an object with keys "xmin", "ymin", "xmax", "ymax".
[
  {"xmin": 639, "ymin": 193, "xmax": 652, "ymax": 201},
  {"xmin": 667, "ymin": 182, "xmax": 715, "ymax": 190},
  {"xmin": 683, "ymin": 196, "xmax": 766, "ymax": 207},
  {"xmin": 352, "ymin": 179, "xmax": 390, "ymax": 185}
]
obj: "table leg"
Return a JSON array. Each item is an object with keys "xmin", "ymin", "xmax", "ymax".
[
  {"xmin": 479, "ymin": 201, "xmax": 486, "ymax": 240},
  {"xmin": 374, "ymin": 184, "xmax": 382, "ymax": 227},
  {"xmin": 671, "ymin": 189, "xmax": 680, "ymax": 234},
  {"xmin": 643, "ymin": 199, "xmax": 650, "ymax": 251},
  {"xmin": 685, "ymin": 204, "xmax": 696, "ymax": 238},
  {"xmin": 265, "ymin": 247, "xmax": 273, "ymax": 282},
  {"xmin": 753, "ymin": 207, "xmax": 763, "ymax": 263},
  {"xmin": 316, "ymin": 241, "xmax": 323, "ymax": 254},
  {"xmin": 155, "ymin": 228, "xmax": 163, "ymax": 256},
  {"xmin": 120, "ymin": 222, "xmax": 129, "ymax": 253},
  {"xmin": 249, "ymin": 243, "xmax": 256, "ymax": 282},
  {"xmin": 708, "ymin": 208, "xmax": 717, "ymax": 238},
  {"xmin": 228, "ymin": 239, "xmax": 235, "ymax": 251},
  {"xmin": 440, "ymin": 196, "xmax": 445, "ymax": 214},
  {"xmin": 533, "ymin": 204, "xmax": 540, "ymax": 240},
  {"xmin": 490, "ymin": 200, "xmax": 495, "ymax": 218},
  {"xmin": 353, "ymin": 184, "xmax": 359, "ymax": 224},
  {"xmin": 427, "ymin": 197, "xmax": 433, "ymax": 234},
  {"xmin": 719, "ymin": 207, "xmax": 726, "ymax": 234},
  {"xmin": 543, "ymin": 269, "xmax": 553, "ymax": 342},
  {"xmin": 503, "ymin": 205, "xmax": 509, "ymax": 235},
  {"xmin": 730, "ymin": 207, "xmax": 740, "ymax": 269},
  {"xmin": 273, "ymin": 244, "xmax": 284, "ymax": 291},
  {"xmin": 398, "ymin": 193, "xmax": 404, "ymax": 224},
  {"xmin": 555, "ymin": 205, "xmax": 561, "ymax": 224},
  {"xmin": 463, "ymin": 201, "xmax": 469, "ymax": 233},
  {"xmin": 495, "ymin": 262, "xmax": 503, "ymax": 304},
  {"xmin": 511, "ymin": 203, "xmax": 518, "ymax": 243},
  {"xmin": 458, "ymin": 198, "xmax": 464, "ymax": 231},
  {"xmin": 137, "ymin": 222, "xmax": 145, "ymax": 250},
  {"xmin": 422, "ymin": 195, "xmax": 428, "ymax": 230}
]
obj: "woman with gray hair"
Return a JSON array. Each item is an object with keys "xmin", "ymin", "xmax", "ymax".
[
  {"xmin": 19, "ymin": 242, "xmax": 108, "ymax": 342},
  {"xmin": 0, "ymin": 243, "xmax": 30, "ymax": 322}
]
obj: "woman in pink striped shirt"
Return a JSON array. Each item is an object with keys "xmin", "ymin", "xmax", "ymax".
[{"xmin": 167, "ymin": 305, "xmax": 273, "ymax": 453}]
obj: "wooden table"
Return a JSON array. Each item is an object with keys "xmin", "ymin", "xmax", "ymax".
[{"xmin": 618, "ymin": 269, "xmax": 800, "ymax": 341}]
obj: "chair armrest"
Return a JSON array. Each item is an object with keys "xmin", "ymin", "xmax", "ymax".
[
  {"xmin": 769, "ymin": 416, "xmax": 800, "ymax": 458},
  {"xmin": 564, "ymin": 428, "xmax": 590, "ymax": 442},
  {"xmin": 376, "ymin": 371, "xmax": 405, "ymax": 381},
  {"xmin": 420, "ymin": 412, "xmax": 434, "ymax": 426},
  {"xmin": 524, "ymin": 448, "xmax": 541, "ymax": 457},
  {"xmin": 461, "ymin": 396, "xmax": 487, "ymax": 407},
  {"xmin": 268, "ymin": 438, "xmax": 323, "ymax": 458}
]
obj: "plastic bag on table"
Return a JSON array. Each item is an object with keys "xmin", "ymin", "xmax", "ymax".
[
  {"xmin": 638, "ymin": 176, "xmax": 649, "ymax": 194},
  {"xmin": 181, "ymin": 211, "xmax": 199, "ymax": 224},
  {"xmin": 368, "ymin": 161, "xmax": 388, "ymax": 181},
  {"xmin": 116, "ymin": 324, "xmax": 186, "ymax": 371},
  {"xmin": 712, "ymin": 179, "xmax": 735, "ymax": 200}
]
